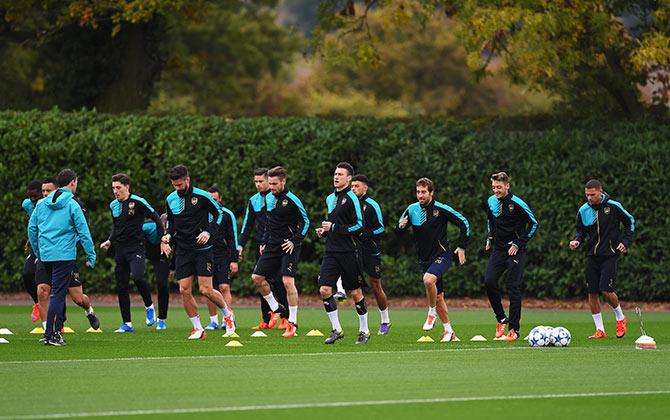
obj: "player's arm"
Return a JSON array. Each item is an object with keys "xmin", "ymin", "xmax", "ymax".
[
  {"xmin": 238, "ymin": 199, "xmax": 255, "ymax": 249},
  {"xmin": 613, "ymin": 202, "xmax": 635, "ymax": 250},
  {"xmin": 441, "ymin": 205, "xmax": 470, "ymax": 249},
  {"xmin": 138, "ymin": 197, "xmax": 166, "ymax": 239},
  {"xmin": 27, "ymin": 207, "xmax": 40, "ymax": 260},
  {"xmin": 511, "ymin": 198, "xmax": 538, "ymax": 249},
  {"xmin": 368, "ymin": 199, "xmax": 385, "ymax": 236},
  {"xmin": 204, "ymin": 194, "xmax": 223, "ymax": 237},
  {"xmin": 72, "ymin": 201, "xmax": 96, "ymax": 268},
  {"xmin": 396, "ymin": 206, "xmax": 411, "ymax": 233},
  {"xmin": 331, "ymin": 192, "xmax": 362, "ymax": 235},
  {"xmin": 288, "ymin": 194, "xmax": 310, "ymax": 246},
  {"xmin": 222, "ymin": 208, "xmax": 239, "ymax": 262}
]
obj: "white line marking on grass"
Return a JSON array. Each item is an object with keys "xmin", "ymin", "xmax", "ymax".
[
  {"xmin": 2, "ymin": 390, "xmax": 669, "ymax": 419},
  {"xmin": 0, "ymin": 345, "xmax": 648, "ymax": 365}
]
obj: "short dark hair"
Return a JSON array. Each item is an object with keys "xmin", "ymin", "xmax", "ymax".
[
  {"xmin": 42, "ymin": 177, "xmax": 58, "ymax": 186},
  {"xmin": 207, "ymin": 186, "xmax": 221, "ymax": 195},
  {"xmin": 111, "ymin": 173, "xmax": 131, "ymax": 186},
  {"xmin": 416, "ymin": 177, "xmax": 434, "ymax": 192},
  {"xmin": 351, "ymin": 174, "xmax": 369, "ymax": 185},
  {"xmin": 27, "ymin": 180, "xmax": 41, "ymax": 192},
  {"xmin": 490, "ymin": 172, "xmax": 510, "ymax": 183},
  {"xmin": 267, "ymin": 166, "xmax": 287, "ymax": 179},
  {"xmin": 336, "ymin": 162, "xmax": 354, "ymax": 176},
  {"xmin": 57, "ymin": 169, "xmax": 77, "ymax": 187},
  {"xmin": 585, "ymin": 179, "xmax": 602, "ymax": 189},
  {"xmin": 169, "ymin": 165, "xmax": 189, "ymax": 180},
  {"xmin": 254, "ymin": 167, "xmax": 269, "ymax": 177}
]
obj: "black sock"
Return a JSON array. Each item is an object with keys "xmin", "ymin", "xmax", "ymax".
[{"xmin": 355, "ymin": 297, "xmax": 368, "ymax": 315}]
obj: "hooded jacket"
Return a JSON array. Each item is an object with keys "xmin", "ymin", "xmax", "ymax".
[
  {"xmin": 574, "ymin": 192, "xmax": 635, "ymax": 257},
  {"xmin": 27, "ymin": 188, "xmax": 96, "ymax": 266}
]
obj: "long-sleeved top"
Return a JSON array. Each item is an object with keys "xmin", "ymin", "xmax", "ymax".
[
  {"xmin": 486, "ymin": 192, "xmax": 538, "ymax": 250},
  {"xmin": 22, "ymin": 198, "xmax": 36, "ymax": 218},
  {"xmin": 210, "ymin": 202, "xmax": 239, "ymax": 261},
  {"xmin": 358, "ymin": 194, "xmax": 385, "ymax": 254},
  {"xmin": 108, "ymin": 194, "xmax": 164, "ymax": 247},
  {"xmin": 574, "ymin": 192, "xmax": 635, "ymax": 257},
  {"xmin": 261, "ymin": 189, "xmax": 309, "ymax": 252},
  {"xmin": 238, "ymin": 191, "xmax": 269, "ymax": 249},
  {"xmin": 324, "ymin": 186, "xmax": 363, "ymax": 253},
  {"xmin": 397, "ymin": 199, "xmax": 469, "ymax": 263},
  {"xmin": 166, "ymin": 185, "xmax": 222, "ymax": 251},
  {"xmin": 27, "ymin": 188, "xmax": 95, "ymax": 267}
]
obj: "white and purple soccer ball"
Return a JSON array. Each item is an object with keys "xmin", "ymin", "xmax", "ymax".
[
  {"xmin": 549, "ymin": 326, "xmax": 571, "ymax": 347},
  {"xmin": 527, "ymin": 326, "xmax": 550, "ymax": 347}
]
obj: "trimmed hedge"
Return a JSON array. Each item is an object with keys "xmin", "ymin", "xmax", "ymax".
[{"xmin": 1, "ymin": 110, "xmax": 668, "ymax": 300}]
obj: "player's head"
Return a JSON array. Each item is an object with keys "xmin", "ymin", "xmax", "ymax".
[
  {"xmin": 334, "ymin": 162, "xmax": 354, "ymax": 190},
  {"xmin": 169, "ymin": 165, "xmax": 190, "ymax": 193},
  {"xmin": 254, "ymin": 167, "xmax": 269, "ymax": 193},
  {"xmin": 41, "ymin": 177, "xmax": 58, "ymax": 198},
  {"xmin": 416, "ymin": 177, "xmax": 434, "ymax": 205},
  {"xmin": 584, "ymin": 179, "xmax": 603, "ymax": 205},
  {"xmin": 351, "ymin": 174, "xmax": 369, "ymax": 198},
  {"xmin": 26, "ymin": 180, "xmax": 42, "ymax": 203},
  {"xmin": 267, "ymin": 166, "xmax": 287, "ymax": 195},
  {"xmin": 490, "ymin": 171, "xmax": 510, "ymax": 199},
  {"xmin": 111, "ymin": 173, "xmax": 131, "ymax": 201},
  {"xmin": 57, "ymin": 169, "xmax": 78, "ymax": 194},
  {"xmin": 207, "ymin": 186, "xmax": 222, "ymax": 204}
]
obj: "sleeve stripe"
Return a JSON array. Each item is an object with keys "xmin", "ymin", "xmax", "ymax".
[
  {"xmin": 348, "ymin": 191, "xmax": 363, "ymax": 233},
  {"xmin": 222, "ymin": 207, "xmax": 239, "ymax": 249},
  {"xmin": 436, "ymin": 202, "xmax": 470, "ymax": 236},
  {"xmin": 288, "ymin": 192, "xmax": 310, "ymax": 236},
  {"xmin": 610, "ymin": 201, "xmax": 635, "ymax": 232},
  {"xmin": 366, "ymin": 198, "xmax": 385, "ymax": 235},
  {"xmin": 512, "ymin": 196, "xmax": 538, "ymax": 238}
]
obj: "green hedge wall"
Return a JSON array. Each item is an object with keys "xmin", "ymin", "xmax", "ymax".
[{"xmin": 1, "ymin": 110, "xmax": 668, "ymax": 300}]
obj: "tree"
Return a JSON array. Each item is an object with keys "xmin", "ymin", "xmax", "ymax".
[{"xmin": 314, "ymin": 0, "xmax": 670, "ymax": 118}]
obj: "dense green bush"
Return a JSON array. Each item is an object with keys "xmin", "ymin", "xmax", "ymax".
[{"xmin": 1, "ymin": 110, "xmax": 668, "ymax": 300}]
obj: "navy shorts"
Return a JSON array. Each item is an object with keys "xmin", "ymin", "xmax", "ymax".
[
  {"xmin": 35, "ymin": 260, "xmax": 82, "ymax": 288},
  {"xmin": 586, "ymin": 255, "xmax": 618, "ymax": 293},
  {"xmin": 175, "ymin": 248, "xmax": 213, "ymax": 279},
  {"xmin": 419, "ymin": 253, "xmax": 452, "ymax": 294},
  {"xmin": 361, "ymin": 252, "xmax": 382, "ymax": 279}
]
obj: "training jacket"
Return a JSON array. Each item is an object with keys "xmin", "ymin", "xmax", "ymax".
[
  {"xmin": 574, "ymin": 192, "xmax": 635, "ymax": 257},
  {"xmin": 108, "ymin": 194, "xmax": 164, "ymax": 247},
  {"xmin": 261, "ymin": 189, "xmax": 310, "ymax": 252},
  {"xmin": 27, "ymin": 188, "xmax": 96, "ymax": 266},
  {"xmin": 166, "ymin": 185, "xmax": 222, "ymax": 251},
  {"xmin": 397, "ymin": 199, "xmax": 470, "ymax": 263},
  {"xmin": 238, "ymin": 191, "xmax": 269, "ymax": 249},
  {"xmin": 22, "ymin": 198, "xmax": 36, "ymax": 218},
  {"xmin": 210, "ymin": 202, "xmax": 239, "ymax": 261},
  {"xmin": 486, "ymin": 192, "xmax": 538, "ymax": 250},
  {"xmin": 324, "ymin": 186, "xmax": 363, "ymax": 253},
  {"xmin": 358, "ymin": 194, "xmax": 385, "ymax": 254}
]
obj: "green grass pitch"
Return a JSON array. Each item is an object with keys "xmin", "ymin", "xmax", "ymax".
[{"xmin": 0, "ymin": 304, "xmax": 668, "ymax": 419}]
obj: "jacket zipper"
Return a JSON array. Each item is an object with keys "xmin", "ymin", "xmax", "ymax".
[{"xmin": 594, "ymin": 210, "xmax": 601, "ymax": 256}]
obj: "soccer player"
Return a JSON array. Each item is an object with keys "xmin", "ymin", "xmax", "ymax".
[
  {"xmin": 28, "ymin": 169, "xmax": 96, "ymax": 346},
  {"xmin": 22, "ymin": 180, "xmax": 42, "ymax": 322},
  {"xmin": 142, "ymin": 213, "xmax": 171, "ymax": 330},
  {"xmin": 251, "ymin": 166, "xmax": 309, "ymax": 338},
  {"xmin": 350, "ymin": 174, "xmax": 392, "ymax": 334},
  {"xmin": 100, "ymin": 174, "xmax": 164, "ymax": 333},
  {"xmin": 34, "ymin": 176, "xmax": 100, "ymax": 335},
  {"xmin": 569, "ymin": 179, "xmax": 634, "ymax": 338},
  {"xmin": 316, "ymin": 162, "xmax": 369, "ymax": 345},
  {"xmin": 484, "ymin": 172, "xmax": 538, "ymax": 341},
  {"xmin": 238, "ymin": 168, "xmax": 289, "ymax": 330},
  {"xmin": 397, "ymin": 177, "xmax": 469, "ymax": 342},
  {"xmin": 161, "ymin": 165, "xmax": 236, "ymax": 340},
  {"xmin": 204, "ymin": 186, "xmax": 239, "ymax": 331}
]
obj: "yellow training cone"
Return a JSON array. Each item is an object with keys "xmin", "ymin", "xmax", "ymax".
[
  {"xmin": 306, "ymin": 329, "xmax": 325, "ymax": 337},
  {"xmin": 30, "ymin": 327, "xmax": 45, "ymax": 334},
  {"xmin": 225, "ymin": 340, "xmax": 243, "ymax": 347},
  {"xmin": 62, "ymin": 327, "xmax": 75, "ymax": 333},
  {"xmin": 251, "ymin": 331, "xmax": 267, "ymax": 337},
  {"xmin": 226, "ymin": 332, "xmax": 240, "ymax": 338},
  {"xmin": 86, "ymin": 327, "xmax": 103, "ymax": 333},
  {"xmin": 417, "ymin": 336, "xmax": 434, "ymax": 343}
]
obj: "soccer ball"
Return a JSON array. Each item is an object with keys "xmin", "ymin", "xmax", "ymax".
[
  {"xmin": 549, "ymin": 326, "xmax": 571, "ymax": 347},
  {"xmin": 527, "ymin": 326, "xmax": 550, "ymax": 347}
]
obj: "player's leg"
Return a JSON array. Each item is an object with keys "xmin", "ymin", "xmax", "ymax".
[
  {"xmin": 350, "ymin": 287, "xmax": 370, "ymax": 344},
  {"xmin": 280, "ymin": 249, "xmax": 300, "ymax": 337},
  {"xmin": 422, "ymin": 272, "xmax": 438, "ymax": 330},
  {"xmin": 128, "ymin": 251, "xmax": 155, "ymax": 327},
  {"xmin": 252, "ymin": 251, "xmax": 285, "ymax": 328},
  {"xmin": 114, "ymin": 254, "xmax": 135, "ymax": 332},
  {"xmin": 320, "ymin": 254, "xmax": 344, "ymax": 344},
  {"xmin": 586, "ymin": 257, "xmax": 607, "ymax": 338},
  {"xmin": 35, "ymin": 260, "xmax": 51, "ymax": 330},
  {"xmin": 436, "ymin": 292, "xmax": 457, "ymax": 342},
  {"xmin": 363, "ymin": 252, "xmax": 390, "ymax": 334},
  {"xmin": 152, "ymin": 256, "xmax": 170, "ymax": 329},
  {"xmin": 600, "ymin": 256, "xmax": 626, "ymax": 337},
  {"xmin": 273, "ymin": 270, "xmax": 290, "ymax": 329},
  {"xmin": 44, "ymin": 261, "xmax": 75, "ymax": 345},
  {"xmin": 484, "ymin": 249, "xmax": 509, "ymax": 338},
  {"xmin": 23, "ymin": 252, "xmax": 39, "ymax": 321},
  {"xmin": 205, "ymin": 260, "xmax": 222, "ymax": 330},
  {"xmin": 504, "ymin": 249, "xmax": 526, "ymax": 341},
  {"xmin": 67, "ymin": 282, "xmax": 99, "ymax": 330}
]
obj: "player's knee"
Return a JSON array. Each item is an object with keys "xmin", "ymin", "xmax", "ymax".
[
  {"xmin": 198, "ymin": 284, "xmax": 212, "ymax": 296},
  {"xmin": 251, "ymin": 274, "xmax": 264, "ymax": 286},
  {"xmin": 423, "ymin": 275, "xmax": 436, "ymax": 287},
  {"xmin": 319, "ymin": 286, "xmax": 332, "ymax": 299},
  {"xmin": 179, "ymin": 284, "xmax": 192, "ymax": 295},
  {"xmin": 37, "ymin": 286, "xmax": 49, "ymax": 301}
]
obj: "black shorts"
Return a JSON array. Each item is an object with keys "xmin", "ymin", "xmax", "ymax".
[
  {"xmin": 586, "ymin": 255, "xmax": 618, "ymax": 293},
  {"xmin": 213, "ymin": 253, "xmax": 232, "ymax": 287},
  {"xmin": 318, "ymin": 252, "xmax": 363, "ymax": 291},
  {"xmin": 175, "ymin": 248, "xmax": 213, "ymax": 279},
  {"xmin": 253, "ymin": 246, "xmax": 300, "ymax": 279},
  {"xmin": 23, "ymin": 252, "xmax": 37, "ymax": 277},
  {"xmin": 35, "ymin": 260, "xmax": 82, "ymax": 288},
  {"xmin": 419, "ymin": 253, "xmax": 453, "ymax": 294},
  {"xmin": 145, "ymin": 241, "xmax": 163, "ymax": 261},
  {"xmin": 361, "ymin": 252, "xmax": 382, "ymax": 279}
]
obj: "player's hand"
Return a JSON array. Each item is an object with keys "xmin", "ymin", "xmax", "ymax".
[
  {"xmin": 160, "ymin": 242, "xmax": 172, "ymax": 257},
  {"xmin": 616, "ymin": 242, "xmax": 627, "ymax": 254},
  {"xmin": 237, "ymin": 245, "xmax": 244, "ymax": 260},
  {"xmin": 168, "ymin": 270, "xmax": 175, "ymax": 280},
  {"xmin": 85, "ymin": 260, "xmax": 93, "ymax": 268},
  {"xmin": 485, "ymin": 238, "xmax": 491, "ymax": 252},
  {"xmin": 508, "ymin": 242, "xmax": 519, "ymax": 256},
  {"xmin": 454, "ymin": 247, "xmax": 466, "ymax": 265},
  {"xmin": 321, "ymin": 221, "xmax": 333, "ymax": 232},
  {"xmin": 196, "ymin": 231, "xmax": 210, "ymax": 245},
  {"xmin": 282, "ymin": 239, "xmax": 294, "ymax": 254},
  {"xmin": 100, "ymin": 240, "xmax": 111, "ymax": 251},
  {"xmin": 315, "ymin": 227, "xmax": 325, "ymax": 238},
  {"xmin": 259, "ymin": 244, "xmax": 266, "ymax": 255},
  {"xmin": 229, "ymin": 262, "xmax": 238, "ymax": 275},
  {"xmin": 398, "ymin": 215, "xmax": 409, "ymax": 229},
  {"xmin": 569, "ymin": 240, "xmax": 580, "ymax": 250},
  {"xmin": 24, "ymin": 240, "xmax": 30, "ymax": 252}
]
